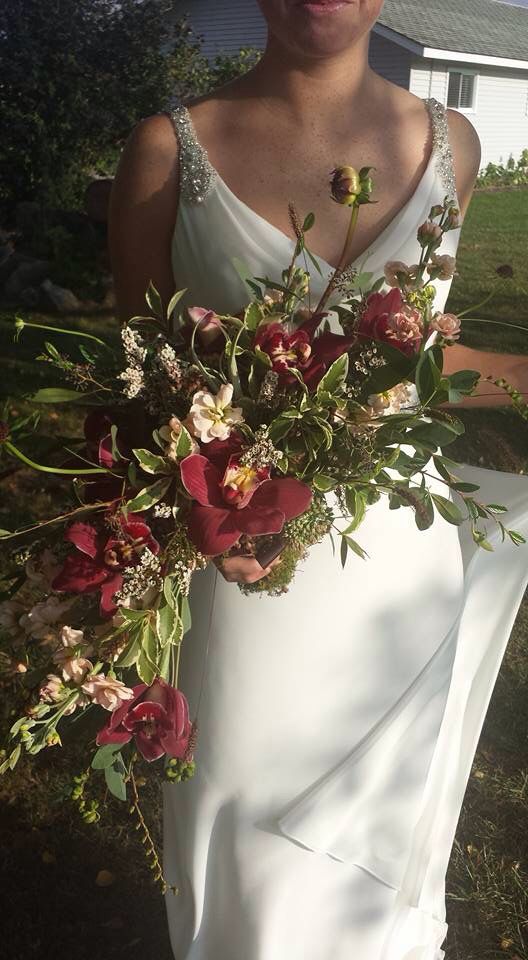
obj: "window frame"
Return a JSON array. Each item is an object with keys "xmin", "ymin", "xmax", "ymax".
[{"xmin": 446, "ymin": 67, "xmax": 479, "ymax": 114}]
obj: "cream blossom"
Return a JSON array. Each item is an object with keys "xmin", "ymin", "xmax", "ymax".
[
  {"xmin": 55, "ymin": 653, "xmax": 93, "ymax": 684},
  {"xmin": 184, "ymin": 384, "xmax": 244, "ymax": 443},
  {"xmin": 430, "ymin": 312, "xmax": 461, "ymax": 342},
  {"xmin": 19, "ymin": 596, "xmax": 74, "ymax": 641},
  {"xmin": 384, "ymin": 261, "xmax": 420, "ymax": 289},
  {"xmin": 59, "ymin": 625, "xmax": 85, "ymax": 648},
  {"xmin": 81, "ymin": 674, "xmax": 135, "ymax": 711},
  {"xmin": 428, "ymin": 254, "xmax": 457, "ymax": 281},
  {"xmin": 367, "ymin": 382, "xmax": 417, "ymax": 417},
  {"xmin": 159, "ymin": 416, "xmax": 199, "ymax": 461},
  {"xmin": 39, "ymin": 674, "xmax": 63, "ymax": 703}
]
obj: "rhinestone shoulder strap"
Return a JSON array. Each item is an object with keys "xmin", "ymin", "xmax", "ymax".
[
  {"xmin": 164, "ymin": 102, "xmax": 217, "ymax": 204},
  {"xmin": 424, "ymin": 98, "xmax": 458, "ymax": 204}
]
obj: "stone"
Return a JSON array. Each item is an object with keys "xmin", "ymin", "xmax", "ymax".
[
  {"xmin": 4, "ymin": 259, "xmax": 52, "ymax": 297},
  {"xmin": 41, "ymin": 278, "xmax": 81, "ymax": 313}
]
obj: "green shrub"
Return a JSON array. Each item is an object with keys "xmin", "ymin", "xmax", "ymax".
[{"xmin": 477, "ymin": 149, "xmax": 528, "ymax": 189}]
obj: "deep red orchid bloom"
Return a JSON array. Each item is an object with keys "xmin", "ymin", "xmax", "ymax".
[
  {"xmin": 80, "ymin": 410, "xmax": 131, "ymax": 505},
  {"xmin": 254, "ymin": 314, "xmax": 356, "ymax": 389},
  {"xmin": 52, "ymin": 515, "xmax": 159, "ymax": 617},
  {"xmin": 96, "ymin": 679, "xmax": 192, "ymax": 763},
  {"xmin": 180, "ymin": 436, "xmax": 312, "ymax": 556},
  {"xmin": 358, "ymin": 288, "xmax": 423, "ymax": 356}
]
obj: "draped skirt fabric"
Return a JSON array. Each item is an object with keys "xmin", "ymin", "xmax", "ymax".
[{"xmin": 163, "ymin": 463, "xmax": 528, "ymax": 960}]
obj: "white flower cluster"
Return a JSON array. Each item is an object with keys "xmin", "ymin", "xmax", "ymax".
[
  {"xmin": 155, "ymin": 339, "xmax": 183, "ymax": 387},
  {"xmin": 153, "ymin": 502, "xmax": 173, "ymax": 519},
  {"xmin": 239, "ymin": 426, "xmax": 282, "ymax": 471},
  {"xmin": 118, "ymin": 326, "xmax": 147, "ymax": 399},
  {"xmin": 113, "ymin": 549, "xmax": 163, "ymax": 605}
]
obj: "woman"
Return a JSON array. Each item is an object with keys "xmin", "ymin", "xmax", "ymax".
[{"xmin": 109, "ymin": 2, "xmax": 528, "ymax": 958}]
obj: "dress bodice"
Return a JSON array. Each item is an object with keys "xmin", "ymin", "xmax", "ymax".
[{"xmin": 166, "ymin": 98, "xmax": 461, "ymax": 321}]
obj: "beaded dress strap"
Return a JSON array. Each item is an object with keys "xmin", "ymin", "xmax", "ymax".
[
  {"xmin": 424, "ymin": 98, "xmax": 458, "ymax": 205},
  {"xmin": 164, "ymin": 102, "xmax": 217, "ymax": 204}
]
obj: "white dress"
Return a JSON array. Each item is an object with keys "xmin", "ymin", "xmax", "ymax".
[{"xmin": 162, "ymin": 98, "xmax": 528, "ymax": 960}]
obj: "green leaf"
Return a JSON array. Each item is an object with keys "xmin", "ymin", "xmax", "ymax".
[
  {"xmin": 181, "ymin": 595, "xmax": 192, "ymax": 634},
  {"xmin": 104, "ymin": 754, "xmax": 127, "ymax": 801},
  {"xmin": 114, "ymin": 631, "xmax": 142, "ymax": 668},
  {"xmin": 156, "ymin": 602, "xmax": 183, "ymax": 648},
  {"xmin": 508, "ymin": 529, "xmax": 526, "ymax": 545},
  {"xmin": 415, "ymin": 350, "xmax": 442, "ymax": 404},
  {"xmin": 302, "ymin": 212, "xmax": 315, "ymax": 232},
  {"xmin": 268, "ymin": 417, "xmax": 294, "ymax": 443},
  {"xmin": 431, "ymin": 493, "xmax": 464, "ymax": 525},
  {"xmin": 343, "ymin": 487, "xmax": 367, "ymax": 532},
  {"xmin": 146, "ymin": 280, "xmax": 163, "ymax": 318},
  {"xmin": 244, "ymin": 302, "xmax": 262, "ymax": 332},
  {"xmin": 133, "ymin": 448, "xmax": 172, "ymax": 475},
  {"xmin": 343, "ymin": 535, "xmax": 369, "ymax": 560},
  {"xmin": 340, "ymin": 535, "xmax": 348, "ymax": 568},
  {"xmin": 176, "ymin": 425, "xmax": 193, "ymax": 459},
  {"xmin": 486, "ymin": 503, "xmax": 508, "ymax": 514},
  {"xmin": 313, "ymin": 474, "xmax": 335, "ymax": 492},
  {"xmin": 92, "ymin": 743, "xmax": 123, "ymax": 771},
  {"xmin": 305, "ymin": 247, "xmax": 324, "ymax": 277},
  {"xmin": 451, "ymin": 481, "xmax": 481, "ymax": 493},
  {"xmin": 125, "ymin": 477, "xmax": 172, "ymax": 513},
  {"xmin": 316, "ymin": 353, "xmax": 349, "ymax": 398},
  {"xmin": 167, "ymin": 288, "xmax": 187, "ymax": 321},
  {"xmin": 447, "ymin": 369, "xmax": 480, "ymax": 402},
  {"xmin": 32, "ymin": 388, "xmax": 84, "ymax": 404}
]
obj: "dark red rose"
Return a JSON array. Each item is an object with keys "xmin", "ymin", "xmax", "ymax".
[{"xmin": 358, "ymin": 289, "xmax": 423, "ymax": 356}]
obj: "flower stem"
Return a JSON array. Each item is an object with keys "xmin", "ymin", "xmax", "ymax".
[
  {"xmin": 315, "ymin": 204, "xmax": 360, "ymax": 315},
  {"xmin": 4, "ymin": 440, "xmax": 109, "ymax": 475},
  {"xmin": 15, "ymin": 317, "xmax": 112, "ymax": 350}
]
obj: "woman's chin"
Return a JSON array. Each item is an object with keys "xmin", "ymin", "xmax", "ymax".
[{"xmin": 259, "ymin": 0, "xmax": 383, "ymax": 60}]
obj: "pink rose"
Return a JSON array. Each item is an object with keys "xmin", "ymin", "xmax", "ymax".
[
  {"xmin": 428, "ymin": 254, "xmax": 457, "ymax": 281},
  {"xmin": 417, "ymin": 220, "xmax": 443, "ymax": 247},
  {"xmin": 430, "ymin": 312, "xmax": 461, "ymax": 342},
  {"xmin": 358, "ymin": 289, "xmax": 423, "ymax": 356},
  {"xmin": 96, "ymin": 678, "xmax": 193, "ymax": 762}
]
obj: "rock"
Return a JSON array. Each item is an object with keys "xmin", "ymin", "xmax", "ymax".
[
  {"xmin": 41, "ymin": 278, "xmax": 81, "ymax": 313},
  {"xmin": 19, "ymin": 286, "xmax": 40, "ymax": 309},
  {"xmin": 4, "ymin": 259, "xmax": 52, "ymax": 297}
]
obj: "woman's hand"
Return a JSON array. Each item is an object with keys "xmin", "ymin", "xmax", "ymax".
[{"xmin": 213, "ymin": 554, "xmax": 282, "ymax": 584}]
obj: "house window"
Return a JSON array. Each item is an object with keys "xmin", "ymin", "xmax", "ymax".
[{"xmin": 447, "ymin": 70, "xmax": 477, "ymax": 111}]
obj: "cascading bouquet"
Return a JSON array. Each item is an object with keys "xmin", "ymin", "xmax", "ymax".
[{"xmin": 0, "ymin": 165, "xmax": 526, "ymax": 893}]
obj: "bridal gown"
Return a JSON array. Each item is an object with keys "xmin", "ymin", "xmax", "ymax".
[{"xmin": 161, "ymin": 98, "xmax": 528, "ymax": 960}]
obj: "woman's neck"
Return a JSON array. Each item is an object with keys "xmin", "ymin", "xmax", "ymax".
[{"xmin": 243, "ymin": 33, "xmax": 378, "ymax": 131}]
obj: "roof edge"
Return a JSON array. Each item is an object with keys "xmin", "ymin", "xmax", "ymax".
[{"xmin": 372, "ymin": 22, "xmax": 528, "ymax": 70}]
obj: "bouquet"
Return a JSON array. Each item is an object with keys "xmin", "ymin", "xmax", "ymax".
[{"xmin": 1, "ymin": 165, "xmax": 526, "ymax": 893}]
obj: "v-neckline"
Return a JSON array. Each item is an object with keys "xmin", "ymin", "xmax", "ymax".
[
  {"xmin": 213, "ymin": 150, "xmax": 436, "ymax": 275},
  {"xmin": 180, "ymin": 99, "xmax": 442, "ymax": 274}
]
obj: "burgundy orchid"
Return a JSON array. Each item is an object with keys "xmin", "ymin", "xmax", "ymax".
[
  {"xmin": 80, "ymin": 410, "xmax": 130, "ymax": 504},
  {"xmin": 96, "ymin": 679, "xmax": 192, "ymax": 762},
  {"xmin": 52, "ymin": 516, "xmax": 159, "ymax": 617},
  {"xmin": 179, "ymin": 436, "xmax": 312, "ymax": 556},
  {"xmin": 358, "ymin": 288, "xmax": 424, "ymax": 357},
  {"xmin": 254, "ymin": 314, "xmax": 356, "ymax": 389}
]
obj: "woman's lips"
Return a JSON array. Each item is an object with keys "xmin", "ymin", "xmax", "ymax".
[{"xmin": 297, "ymin": 1, "xmax": 350, "ymax": 12}]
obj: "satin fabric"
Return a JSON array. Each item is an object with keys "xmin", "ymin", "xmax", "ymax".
[{"xmin": 163, "ymin": 100, "xmax": 528, "ymax": 960}]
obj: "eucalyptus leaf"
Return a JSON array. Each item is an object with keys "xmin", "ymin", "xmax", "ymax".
[
  {"xmin": 431, "ymin": 493, "xmax": 464, "ymax": 525},
  {"xmin": 91, "ymin": 743, "xmax": 123, "ymax": 770},
  {"xmin": 104, "ymin": 754, "xmax": 127, "ymax": 801},
  {"xmin": 146, "ymin": 280, "xmax": 163, "ymax": 318},
  {"xmin": 32, "ymin": 388, "xmax": 84, "ymax": 404}
]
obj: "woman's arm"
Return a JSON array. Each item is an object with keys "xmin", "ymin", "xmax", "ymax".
[
  {"xmin": 107, "ymin": 114, "xmax": 180, "ymax": 323},
  {"xmin": 443, "ymin": 112, "xmax": 528, "ymax": 408},
  {"xmin": 443, "ymin": 343, "xmax": 528, "ymax": 408}
]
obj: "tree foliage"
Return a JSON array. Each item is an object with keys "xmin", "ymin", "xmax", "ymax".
[{"xmin": 0, "ymin": 0, "xmax": 260, "ymax": 218}]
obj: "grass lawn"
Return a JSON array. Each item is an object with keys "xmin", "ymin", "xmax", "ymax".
[{"xmin": 0, "ymin": 188, "xmax": 527, "ymax": 960}]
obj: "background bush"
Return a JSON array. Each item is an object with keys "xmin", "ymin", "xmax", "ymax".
[
  {"xmin": 477, "ymin": 149, "xmax": 528, "ymax": 189},
  {"xmin": 0, "ymin": 0, "xmax": 259, "ymax": 222}
]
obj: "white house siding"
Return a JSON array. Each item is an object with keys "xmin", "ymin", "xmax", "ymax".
[
  {"xmin": 410, "ymin": 59, "xmax": 528, "ymax": 167},
  {"xmin": 171, "ymin": 0, "xmax": 267, "ymax": 58},
  {"xmin": 368, "ymin": 33, "xmax": 411, "ymax": 88}
]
